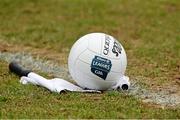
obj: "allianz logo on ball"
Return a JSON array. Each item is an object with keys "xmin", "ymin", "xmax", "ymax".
[{"xmin": 91, "ymin": 56, "xmax": 112, "ymax": 80}]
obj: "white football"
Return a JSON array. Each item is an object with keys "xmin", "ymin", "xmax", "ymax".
[{"xmin": 68, "ymin": 33, "xmax": 127, "ymax": 90}]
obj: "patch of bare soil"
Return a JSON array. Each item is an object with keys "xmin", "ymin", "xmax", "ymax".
[{"xmin": 0, "ymin": 40, "xmax": 69, "ymax": 64}]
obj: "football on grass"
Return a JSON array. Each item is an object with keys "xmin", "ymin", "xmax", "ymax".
[{"xmin": 68, "ymin": 33, "xmax": 127, "ymax": 90}]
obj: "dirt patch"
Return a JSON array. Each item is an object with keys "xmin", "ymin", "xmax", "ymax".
[
  {"xmin": 164, "ymin": 2, "xmax": 179, "ymax": 13},
  {"xmin": 0, "ymin": 40, "xmax": 69, "ymax": 64}
]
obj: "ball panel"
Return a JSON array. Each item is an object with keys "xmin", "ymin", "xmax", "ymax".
[
  {"xmin": 106, "ymin": 71, "xmax": 123, "ymax": 82},
  {"xmin": 75, "ymin": 70, "xmax": 113, "ymax": 90},
  {"xmin": 119, "ymin": 46, "xmax": 127, "ymax": 75},
  {"xmin": 68, "ymin": 37, "xmax": 88, "ymax": 80},
  {"xmin": 88, "ymin": 33, "xmax": 103, "ymax": 54},
  {"xmin": 78, "ymin": 49, "xmax": 95, "ymax": 65}
]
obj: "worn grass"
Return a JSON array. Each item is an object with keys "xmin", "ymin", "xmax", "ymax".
[
  {"xmin": 0, "ymin": 61, "xmax": 179, "ymax": 119},
  {"xmin": 0, "ymin": 0, "xmax": 180, "ymax": 118}
]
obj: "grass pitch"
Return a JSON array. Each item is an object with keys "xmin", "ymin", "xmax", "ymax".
[{"xmin": 0, "ymin": 0, "xmax": 180, "ymax": 118}]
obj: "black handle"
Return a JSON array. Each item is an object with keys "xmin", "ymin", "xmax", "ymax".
[{"xmin": 9, "ymin": 62, "xmax": 31, "ymax": 77}]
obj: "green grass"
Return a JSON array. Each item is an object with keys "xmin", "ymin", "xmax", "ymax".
[
  {"xmin": 0, "ymin": 0, "xmax": 180, "ymax": 118},
  {"xmin": 0, "ymin": 61, "xmax": 179, "ymax": 119}
]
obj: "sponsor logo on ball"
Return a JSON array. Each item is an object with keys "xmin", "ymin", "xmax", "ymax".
[
  {"xmin": 103, "ymin": 35, "xmax": 111, "ymax": 55},
  {"xmin": 112, "ymin": 40, "xmax": 122, "ymax": 57},
  {"xmin": 91, "ymin": 56, "xmax": 112, "ymax": 80}
]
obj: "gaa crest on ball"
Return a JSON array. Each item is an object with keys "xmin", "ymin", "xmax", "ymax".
[{"xmin": 91, "ymin": 56, "xmax": 112, "ymax": 80}]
